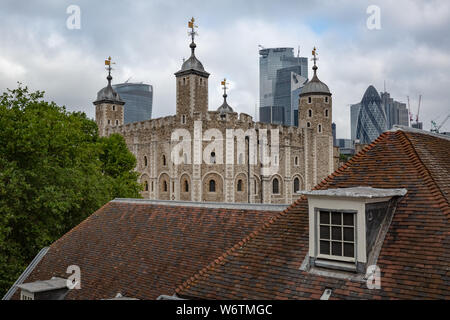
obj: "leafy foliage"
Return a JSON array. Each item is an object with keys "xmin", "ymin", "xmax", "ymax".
[{"xmin": 0, "ymin": 85, "xmax": 142, "ymax": 296}]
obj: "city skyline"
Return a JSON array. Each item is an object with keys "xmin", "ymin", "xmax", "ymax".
[{"xmin": 0, "ymin": 0, "xmax": 449, "ymax": 138}]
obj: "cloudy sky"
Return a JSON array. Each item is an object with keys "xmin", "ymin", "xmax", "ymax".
[{"xmin": 0, "ymin": 0, "xmax": 449, "ymax": 138}]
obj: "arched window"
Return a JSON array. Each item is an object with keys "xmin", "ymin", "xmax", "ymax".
[
  {"xmin": 112, "ymin": 105, "xmax": 115, "ymax": 111},
  {"xmin": 272, "ymin": 178, "xmax": 279, "ymax": 194},
  {"xmin": 115, "ymin": 120, "xmax": 119, "ymax": 125},
  {"xmin": 164, "ymin": 181, "xmax": 168, "ymax": 192},
  {"xmin": 209, "ymin": 180, "xmax": 216, "ymax": 192},
  {"xmin": 184, "ymin": 180, "xmax": 189, "ymax": 192},
  {"xmin": 162, "ymin": 155, "xmax": 167, "ymax": 166},
  {"xmin": 210, "ymin": 152, "xmax": 216, "ymax": 164},
  {"xmin": 144, "ymin": 181, "xmax": 149, "ymax": 192},
  {"xmin": 144, "ymin": 156, "xmax": 148, "ymax": 167},
  {"xmin": 294, "ymin": 178, "xmax": 300, "ymax": 193},
  {"xmin": 237, "ymin": 179, "xmax": 243, "ymax": 192},
  {"xmin": 308, "ymin": 109, "xmax": 312, "ymax": 117},
  {"xmin": 308, "ymin": 97, "xmax": 312, "ymax": 104},
  {"xmin": 294, "ymin": 156, "xmax": 299, "ymax": 166}
]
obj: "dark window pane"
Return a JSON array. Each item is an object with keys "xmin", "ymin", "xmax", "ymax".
[
  {"xmin": 344, "ymin": 243, "xmax": 354, "ymax": 257},
  {"xmin": 332, "ymin": 241, "xmax": 342, "ymax": 256},
  {"xmin": 331, "ymin": 212, "xmax": 342, "ymax": 225},
  {"xmin": 320, "ymin": 226, "xmax": 330, "ymax": 239},
  {"xmin": 343, "ymin": 227, "xmax": 354, "ymax": 241},
  {"xmin": 320, "ymin": 241, "xmax": 330, "ymax": 255},
  {"xmin": 332, "ymin": 227, "xmax": 342, "ymax": 240},
  {"xmin": 343, "ymin": 213, "xmax": 354, "ymax": 226},
  {"xmin": 320, "ymin": 211, "xmax": 329, "ymax": 224}
]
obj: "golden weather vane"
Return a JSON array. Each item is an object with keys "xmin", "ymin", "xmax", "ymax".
[
  {"xmin": 311, "ymin": 47, "xmax": 318, "ymax": 66},
  {"xmin": 188, "ymin": 17, "xmax": 198, "ymax": 42},
  {"xmin": 104, "ymin": 56, "xmax": 116, "ymax": 76},
  {"xmin": 221, "ymin": 78, "xmax": 228, "ymax": 95}
]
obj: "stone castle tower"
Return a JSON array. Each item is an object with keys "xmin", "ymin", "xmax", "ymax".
[
  {"xmin": 94, "ymin": 58, "xmax": 125, "ymax": 137},
  {"xmin": 174, "ymin": 22, "xmax": 210, "ymax": 123},
  {"xmin": 298, "ymin": 47, "xmax": 334, "ymax": 187}
]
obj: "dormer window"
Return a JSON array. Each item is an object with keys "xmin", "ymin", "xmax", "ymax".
[{"xmin": 301, "ymin": 187, "xmax": 407, "ymax": 274}]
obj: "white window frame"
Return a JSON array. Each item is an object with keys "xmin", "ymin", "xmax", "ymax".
[
  {"xmin": 316, "ymin": 209, "xmax": 357, "ymax": 263},
  {"xmin": 20, "ymin": 290, "xmax": 34, "ymax": 300}
]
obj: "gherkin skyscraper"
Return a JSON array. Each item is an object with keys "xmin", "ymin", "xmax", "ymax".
[{"xmin": 356, "ymin": 85, "xmax": 387, "ymax": 144}]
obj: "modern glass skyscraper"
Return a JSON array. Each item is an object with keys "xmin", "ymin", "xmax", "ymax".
[
  {"xmin": 355, "ymin": 85, "xmax": 387, "ymax": 144},
  {"xmin": 112, "ymin": 83, "xmax": 153, "ymax": 124},
  {"xmin": 259, "ymin": 48, "xmax": 308, "ymax": 126},
  {"xmin": 351, "ymin": 87, "xmax": 408, "ymax": 143},
  {"xmin": 380, "ymin": 91, "xmax": 409, "ymax": 128}
]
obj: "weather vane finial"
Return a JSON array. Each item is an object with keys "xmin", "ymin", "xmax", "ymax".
[
  {"xmin": 311, "ymin": 47, "xmax": 318, "ymax": 67},
  {"xmin": 188, "ymin": 17, "xmax": 198, "ymax": 43},
  {"xmin": 221, "ymin": 78, "xmax": 228, "ymax": 96},
  {"xmin": 104, "ymin": 56, "xmax": 116, "ymax": 85}
]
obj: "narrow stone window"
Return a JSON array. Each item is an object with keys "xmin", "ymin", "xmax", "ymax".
[
  {"xmin": 144, "ymin": 156, "xmax": 148, "ymax": 167},
  {"xmin": 210, "ymin": 152, "xmax": 216, "ymax": 164},
  {"xmin": 144, "ymin": 181, "xmax": 149, "ymax": 192},
  {"xmin": 184, "ymin": 180, "xmax": 189, "ymax": 192},
  {"xmin": 318, "ymin": 124, "xmax": 322, "ymax": 133},
  {"xmin": 237, "ymin": 179, "xmax": 243, "ymax": 192},
  {"xmin": 295, "ymin": 156, "xmax": 299, "ymax": 166},
  {"xmin": 112, "ymin": 105, "xmax": 115, "ymax": 111},
  {"xmin": 325, "ymin": 109, "xmax": 329, "ymax": 117},
  {"xmin": 209, "ymin": 180, "xmax": 216, "ymax": 192},
  {"xmin": 163, "ymin": 155, "xmax": 167, "ymax": 166},
  {"xmin": 272, "ymin": 178, "xmax": 279, "ymax": 194},
  {"xmin": 115, "ymin": 120, "xmax": 119, "ymax": 126},
  {"xmin": 308, "ymin": 97, "xmax": 312, "ymax": 104},
  {"xmin": 164, "ymin": 181, "xmax": 168, "ymax": 192},
  {"xmin": 308, "ymin": 109, "xmax": 313, "ymax": 117},
  {"xmin": 294, "ymin": 178, "xmax": 300, "ymax": 193},
  {"xmin": 325, "ymin": 96, "xmax": 329, "ymax": 103},
  {"xmin": 307, "ymin": 122, "xmax": 311, "ymax": 128}
]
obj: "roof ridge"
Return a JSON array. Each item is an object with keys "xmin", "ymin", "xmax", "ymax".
[
  {"xmin": 399, "ymin": 131, "xmax": 450, "ymax": 216},
  {"xmin": 174, "ymin": 196, "xmax": 305, "ymax": 297}
]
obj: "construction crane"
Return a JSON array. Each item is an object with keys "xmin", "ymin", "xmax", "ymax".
[
  {"xmin": 415, "ymin": 94, "xmax": 422, "ymax": 123},
  {"xmin": 431, "ymin": 114, "xmax": 450, "ymax": 133},
  {"xmin": 407, "ymin": 96, "xmax": 413, "ymax": 124}
]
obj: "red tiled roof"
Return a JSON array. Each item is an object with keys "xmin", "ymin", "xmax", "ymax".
[
  {"xmin": 12, "ymin": 202, "xmax": 279, "ymax": 300},
  {"xmin": 176, "ymin": 130, "xmax": 450, "ymax": 299}
]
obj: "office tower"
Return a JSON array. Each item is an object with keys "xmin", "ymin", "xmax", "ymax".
[
  {"xmin": 355, "ymin": 85, "xmax": 387, "ymax": 144},
  {"xmin": 259, "ymin": 48, "xmax": 308, "ymax": 126},
  {"xmin": 380, "ymin": 91, "xmax": 409, "ymax": 128},
  {"xmin": 112, "ymin": 82, "xmax": 153, "ymax": 124},
  {"xmin": 350, "ymin": 103, "xmax": 361, "ymax": 141}
]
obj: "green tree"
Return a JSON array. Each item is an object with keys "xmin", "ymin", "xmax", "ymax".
[{"xmin": 0, "ymin": 85, "xmax": 142, "ymax": 296}]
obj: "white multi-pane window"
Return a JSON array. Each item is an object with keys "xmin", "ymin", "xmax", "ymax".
[{"xmin": 318, "ymin": 210, "xmax": 355, "ymax": 261}]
